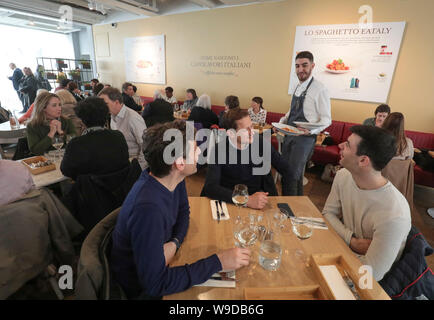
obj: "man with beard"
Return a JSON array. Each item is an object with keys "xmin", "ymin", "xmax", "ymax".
[{"xmin": 279, "ymin": 51, "xmax": 331, "ymax": 195}]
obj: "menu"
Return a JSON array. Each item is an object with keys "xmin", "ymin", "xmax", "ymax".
[
  {"xmin": 288, "ymin": 22, "xmax": 406, "ymax": 103},
  {"xmin": 124, "ymin": 34, "xmax": 166, "ymax": 84}
]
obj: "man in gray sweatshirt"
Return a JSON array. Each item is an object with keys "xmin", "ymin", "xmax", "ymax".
[{"xmin": 322, "ymin": 125, "xmax": 411, "ymax": 281}]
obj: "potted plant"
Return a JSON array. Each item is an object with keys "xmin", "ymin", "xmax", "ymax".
[
  {"xmin": 56, "ymin": 59, "xmax": 67, "ymax": 69},
  {"xmin": 46, "ymin": 72, "xmax": 56, "ymax": 79},
  {"xmin": 83, "ymin": 82, "xmax": 92, "ymax": 90},
  {"xmin": 80, "ymin": 60, "xmax": 91, "ymax": 70},
  {"xmin": 57, "ymin": 73, "xmax": 67, "ymax": 83},
  {"xmin": 69, "ymin": 70, "xmax": 81, "ymax": 81}
]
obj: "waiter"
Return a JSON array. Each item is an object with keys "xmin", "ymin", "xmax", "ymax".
[{"xmin": 279, "ymin": 51, "xmax": 331, "ymax": 196}]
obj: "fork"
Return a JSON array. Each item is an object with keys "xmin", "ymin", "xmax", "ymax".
[{"xmin": 218, "ymin": 200, "xmax": 226, "ymax": 217}]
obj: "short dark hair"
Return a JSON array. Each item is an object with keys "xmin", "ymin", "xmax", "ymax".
[
  {"xmin": 92, "ymin": 83, "xmax": 105, "ymax": 96},
  {"xmin": 350, "ymin": 125, "xmax": 397, "ymax": 171},
  {"xmin": 252, "ymin": 96, "xmax": 263, "ymax": 109},
  {"xmin": 122, "ymin": 82, "xmax": 133, "ymax": 92},
  {"xmin": 98, "ymin": 87, "xmax": 123, "ymax": 104},
  {"xmin": 143, "ymin": 120, "xmax": 193, "ymax": 178},
  {"xmin": 132, "ymin": 85, "xmax": 137, "ymax": 93},
  {"xmin": 165, "ymin": 86, "xmax": 173, "ymax": 93},
  {"xmin": 296, "ymin": 51, "xmax": 314, "ymax": 63},
  {"xmin": 375, "ymin": 104, "xmax": 391, "ymax": 115},
  {"xmin": 91, "ymin": 79, "xmax": 99, "ymax": 84},
  {"xmin": 67, "ymin": 81, "xmax": 78, "ymax": 91},
  {"xmin": 225, "ymin": 108, "xmax": 250, "ymax": 130},
  {"xmin": 186, "ymin": 88, "xmax": 197, "ymax": 99},
  {"xmin": 224, "ymin": 95, "xmax": 240, "ymax": 109},
  {"xmin": 60, "ymin": 79, "xmax": 71, "ymax": 88},
  {"xmin": 74, "ymin": 97, "xmax": 109, "ymax": 127}
]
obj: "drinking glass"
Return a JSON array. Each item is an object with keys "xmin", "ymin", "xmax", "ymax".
[
  {"xmin": 258, "ymin": 210, "xmax": 282, "ymax": 271},
  {"xmin": 232, "ymin": 184, "xmax": 248, "ymax": 211},
  {"xmin": 66, "ymin": 134, "xmax": 76, "ymax": 144},
  {"xmin": 233, "ymin": 213, "xmax": 258, "ymax": 248},
  {"xmin": 290, "ymin": 217, "xmax": 313, "ymax": 240},
  {"xmin": 52, "ymin": 135, "xmax": 64, "ymax": 161}
]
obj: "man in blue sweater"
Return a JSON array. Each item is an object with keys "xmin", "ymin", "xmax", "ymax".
[{"xmin": 110, "ymin": 120, "xmax": 251, "ymax": 299}]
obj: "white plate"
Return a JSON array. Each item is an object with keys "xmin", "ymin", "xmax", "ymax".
[
  {"xmin": 293, "ymin": 121, "xmax": 324, "ymax": 130},
  {"xmin": 272, "ymin": 122, "xmax": 303, "ymax": 135},
  {"xmin": 325, "ymin": 68, "xmax": 351, "ymax": 74}
]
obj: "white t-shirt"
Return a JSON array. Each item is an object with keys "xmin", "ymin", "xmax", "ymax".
[
  {"xmin": 165, "ymin": 95, "xmax": 177, "ymax": 104},
  {"xmin": 322, "ymin": 168, "xmax": 411, "ymax": 281}
]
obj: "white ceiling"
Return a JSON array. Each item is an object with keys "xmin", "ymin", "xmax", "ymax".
[{"xmin": 0, "ymin": 0, "xmax": 282, "ymax": 33}]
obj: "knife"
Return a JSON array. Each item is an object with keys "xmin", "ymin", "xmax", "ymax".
[
  {"xmin": 342, "ymin": 269, "xmax": 361, "ymax": 300},
  {"xmin": 218, "ymin": 200, "xmax": 225, "ymax": 217},
  {"xmin": 215, "ymin": 200, "xmax": 220, "ymax": 223}
]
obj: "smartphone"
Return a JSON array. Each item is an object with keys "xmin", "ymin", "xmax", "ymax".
[{"xmin": 277, "ymin": 203, "xmax": 295, "ymax": 218}]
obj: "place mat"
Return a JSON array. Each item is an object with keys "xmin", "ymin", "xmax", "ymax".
[
  {"xmin": 318, "ymin": 265, "xmax": 356, "ymax": 300},
  {"xmin": 195, "ymin": 271, "xmax": 236, "ymax": 288},
  {"xmin": 210, "ymin": 200, "xmax": 230, "ymax": 221}
]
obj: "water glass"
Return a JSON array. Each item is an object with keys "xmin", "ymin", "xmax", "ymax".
[
  {"xmin": 259, "ymin": 239, "xmax": 282, "ymax": 271},
  {"xmin": 233, "ymin": 214, "xmax": 258, "ymax": 248},
  {"xmin": 290, "ymin": 217, "xmax": 313, "ymax": 240}
]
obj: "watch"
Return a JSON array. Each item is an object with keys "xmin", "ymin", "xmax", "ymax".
[{"xmin": 170, "ymin": 237, "xmax": 181, "ymax": 251}]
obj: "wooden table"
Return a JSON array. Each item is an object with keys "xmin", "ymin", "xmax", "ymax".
[
  {"xmin": 173, "ymin": 111, "xmax": 189, "ymax": 120},
  {"xmin": 165, "ymin": 196, "xmax": 389, "ymax": 300},
  {"xmin": 21, "ymin": 157, "xmax": 69, "ymax": 188}
]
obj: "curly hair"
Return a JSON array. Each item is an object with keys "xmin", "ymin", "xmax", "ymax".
[
  {"xmin": 224, "ymin": 95, "xmax": 240, "ymax": 109},
  {"xmin": 74, "ymin": 97, "xmax": 109, "ymax": 127},
  {"xmin": 143, "ymin": 120, "xmax": 194, "ymax": 178}
]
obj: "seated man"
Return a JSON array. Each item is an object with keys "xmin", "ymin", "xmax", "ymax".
[
  {"xmin": 322, "ymin": 125, "xmax": 411, "ymax": 281},
  {"xmin": 141, "ymin": 90, "xmax": 175, "ymax": 127},
  {"xmin": 110, "ymin": 120, "xmax": 250, "ymax": 299},
  {"xmin": 98, "ymin": 87, "xmax": 147, "ymax": 169},
  {"xmin": 164, "ymin": 86, "xmax": 177, "ymax": 106},
  {"xmin": 201, "ymin": 108, "xmax": 289, "ymax": 209},
  {"xmin": 121, "ymin": 82, "xmax": 143, "ymax": 112},
  {"xmin": 362, "ymin": 104, "xmax": 391, "ymax": 127}
]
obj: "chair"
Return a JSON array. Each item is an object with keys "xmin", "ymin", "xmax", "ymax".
[
  {"xmin": 379, "ymin": 226, "xmax": 434, "ymax": 300},
  {"xmin": 381, "ymin": 159, "xmax": 414, "ymax": 210},
  {"xmin": 75, "ymin": 207, "xmax": 127, "ymax": 300}
]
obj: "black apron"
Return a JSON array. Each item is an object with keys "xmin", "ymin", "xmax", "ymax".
[{"xmin": 282, "ymin": 77, "xmax": 316, "ymax": 182}]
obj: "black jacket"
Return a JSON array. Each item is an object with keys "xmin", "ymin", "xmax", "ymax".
[
  {"xmin": 141, "ymin": 98, "xmax": 174, "ymax": 127},
  {"xmin": 201, "ymin": 135, "xmax": 289, "ymax": 203},
  {"xmin": 19, "ymin": 75, "xmax": 38, "ymax": 107},
  {"xmin": 61, "ymin": 129, "xmax": 130, "ymax": 181},
  {"xmin": 188, "ymin": 106, "xmax": 219, "ymax": 129},
  {"xmin": 122, "ymin": 92, "xmax": 142, "ymax": 112},
  {"xmin": 63, "ymin": 159, "xmax": 142, "ymax": 237},
  {"xmin": 8, "ymin": 68, "xmax": 23, "ymax": 90},
  {"xmin": 379, "ymin": 226, "xmax": 434, "ymax": 300}
]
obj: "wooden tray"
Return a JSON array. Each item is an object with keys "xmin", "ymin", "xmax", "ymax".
[
  {"xmin": 310, "ymin": 253, "xmax": 377, "ymax": 300},
  {"xmin": 244, "ymin": 285, "xmax": 329, "ymax": 300},
  {"xmin": 22, "ymin": 156, "xmax": 56, "ymax": 175}
]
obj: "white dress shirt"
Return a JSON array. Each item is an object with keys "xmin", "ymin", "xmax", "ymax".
[
  {"xmin": 165, "ymin": 95, "xmax": 177, "ymax": 104},
  {"xmin": 111, "ymin": 105, "xmax": 147, "ymax": 169},
  {"xmin": 279, "ymin": 75, "xmax": 332, "ymax": 135}
]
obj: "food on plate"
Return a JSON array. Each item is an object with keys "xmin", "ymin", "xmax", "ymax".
[
  {"xmin": 137, "ymin": 60, "xmax": 153, "ymax": 68},
  {"xmin": 282, "ymin": 127, "xmax": 298, "ymax": 133},
  {"xmin": 326, "ymin": 59, "xmax": 349, "ymax": 71},
  {"xmin": 29, "ymin": 160, "xmax": 53, "ymax": 169}
]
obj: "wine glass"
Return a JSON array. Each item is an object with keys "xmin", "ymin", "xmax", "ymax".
[
  {"xmin": 290, "ymin": 214, "xmax": 313, "ymax": 267},
  {"xmin": 232, "ymin": 184, "xmax": 249, "ymax": 215},
  {"xmin": 52, "ymin": 135, "xmax": 64, "ymax": 161},
  {"xmin": 66, "ymin": 134, "xmax": 75, "ymax": 144}
]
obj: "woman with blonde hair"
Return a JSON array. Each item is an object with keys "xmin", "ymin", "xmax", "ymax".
[
  {"xmin": 382, "ymin": 112, "xmax": 414, "ymax": 160},
  {"xmin": 27, "ymin": 92, "xmax": 76, "ymax": 155},
  {"xmin": 56, "ymin": 89, "xmax": 85, "ymax": 135}
]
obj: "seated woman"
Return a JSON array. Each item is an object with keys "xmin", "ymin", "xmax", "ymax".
[
  {"xmin": 382, "ymin": 112, "xmax": 414, "ymax": 160},
  {"xmin": 187, "ymin": 94, "xmax": 218, "ymax": 128},
  {"xmin": 56, "ymin": 89, "xmax": 85, "ymax": 135},
  {"xmin": 67, "ymin": 81, "xmax": 86, "ymax": 102},
  {"xmin": 0, "ymin": 159, "xmax": 34, "ymax": 206},
  {"xmin": 219, "ymin": 95, "xmax": 240, "ymax": 128},
  {"xmin": 181, "ymin": 88, "xmax": 198, "ymax": 111},
  {"xmin": 18, "ymin": 89, "xmax": 48, "ymax": 124},
  {"xmin": 60, "ymin": 97, "xmax": 130, "ymax": 181},
  {"xmin": 27, "ymin": 92, "xmax": 76, "ymax": 155},
  {"xmin": 248, "ymin": 96, "xmax": 267, "ymax": 124}
]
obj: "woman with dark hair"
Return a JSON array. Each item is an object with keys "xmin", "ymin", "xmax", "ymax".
[
  {"xmin": 181, "ymin": 88, "xmax": 198, "ymax": 111},
  {"xmin": 382, "ymin": 112, "xmax": 414, "ymax": 160},
  {"xmin": 248, "ymin": 96, "xmax": 267, "ymax": 124},
  {"xmin": 92, "ymin": 83, "xmax": 105, "ymax": 96},
  {"xmin": 60, "ymin": 97, "xmax": 130, "ymax": 180},
  {"xmin": 219, "ymin": 95, "xmax": 240, "ymax": 128},
  {"xmin": 27, "ymin": 92, "xmax": 76, "ymax": 155}
]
